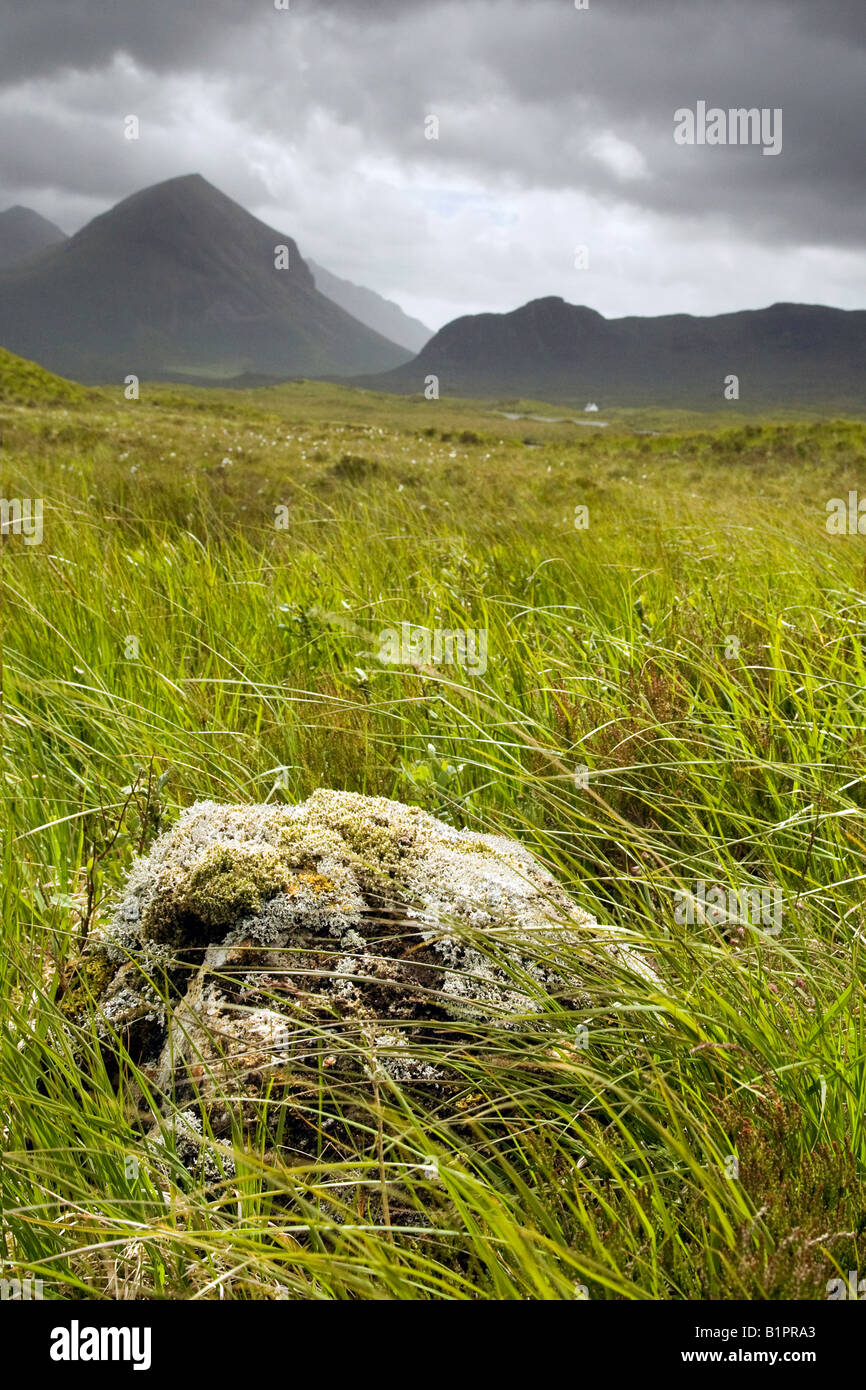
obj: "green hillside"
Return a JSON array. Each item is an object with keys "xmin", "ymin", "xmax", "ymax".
[{"xmin": 0, "ymin": 344, "xmax": 87, "ymax": 404}]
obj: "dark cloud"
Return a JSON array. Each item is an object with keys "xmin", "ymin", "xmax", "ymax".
[
  {"xmin": 0, "ymin": 0, "xmax": 249, "ymax": 80},
  {"xmin": 0, "ymin": 0, "xmax": 862, "ymax": 323}
]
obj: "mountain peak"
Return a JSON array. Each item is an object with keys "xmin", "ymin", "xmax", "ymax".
[
  {"xmin": 520, "ymin": 296, "xmax": 604, "ymax": 321},
  {"xmin": 0, "ymin": 173, "xmax": 412, "ymax": 383},
  {"xmin": 121, "ymin": 171, "xmax": 222, "ymax": 201},
  {"xmin": 360, "ymin": 294, "xmax": 866, "ymax": 411},
  {"xmin": 67, "ymin": 173, "xmax": 316, "ymax": 299},
  {"xmin": 97, "ymin": 172, "xmax": 260, "ymax": 227},
  {"xmin": 0, "ymin": 204, "xmax": 67, "ymax": 268}
]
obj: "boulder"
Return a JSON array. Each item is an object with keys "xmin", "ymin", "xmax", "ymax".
[{"xmin": 58, "ymin": 790, "xmax": 657, "ymax": 1160}]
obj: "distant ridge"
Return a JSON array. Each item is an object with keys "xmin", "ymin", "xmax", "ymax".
[
  {"xmin": 356, "ymin": 295, "xmax": 866, "ymax": 411},
  {"xmin": 0, "ymin": 174, "xmax": 412, "ymax": 384},
  {"xmin": 308, "ymin": 258, "xmax": 432, "ymax": 354},
  {"xmin": 0, "ymin": 205, "xmax": 67, "ymax": 269}
]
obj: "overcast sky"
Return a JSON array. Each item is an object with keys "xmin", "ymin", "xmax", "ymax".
[{"xmin": 0, "ymin": 0, "xmax": 863, "ymax": 330}]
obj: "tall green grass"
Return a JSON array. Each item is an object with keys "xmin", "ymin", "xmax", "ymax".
[{"xmin": 1, "ymin": 385, "xmax": 865, "ymax": 1298}]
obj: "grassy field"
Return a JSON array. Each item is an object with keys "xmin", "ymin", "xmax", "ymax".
[{"xmin": 2, "ymin": 361, "xmax": 866, "ymax": 1299}]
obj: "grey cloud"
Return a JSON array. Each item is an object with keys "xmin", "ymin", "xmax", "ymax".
[
  {"xmin": 0, "ymin": 0, "xmax": 861, "ymax": 322},
  {"xmin": 0, "ymin": 0, "xmax": 250, "ymax": 81}
]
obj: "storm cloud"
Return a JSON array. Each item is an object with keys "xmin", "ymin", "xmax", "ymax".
[{"xmin": 0, "ymin": 0, "xmax": 862, "ymax": 327}]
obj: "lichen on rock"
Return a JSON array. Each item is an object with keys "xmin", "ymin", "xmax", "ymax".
[
  {"xmin": 141, "ymin": 842, "xmax": 290, "ymax": 943},
  {"xmin": 57, "ymin": 789, "xmax": 658, "ymax": 1158}
]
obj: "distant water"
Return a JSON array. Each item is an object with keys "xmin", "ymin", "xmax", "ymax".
[{"xmin": 496, "ymin": 411, "xmax": 609, "ymax": 429}]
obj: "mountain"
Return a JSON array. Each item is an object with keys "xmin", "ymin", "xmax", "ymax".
[
  {"xmin": 0, "ymin": 206, "xmax": 67, "ymax": 269},
  {"xmin": 307, "ymin": 258, "xmax": 432, "ymax": 354},
  {"xmin": 357, "ymin": 296, "xmax": 866, "ymax": 411},
  {"xmin": 0, "ymin": 174, "xmax": 412, "ymax": 384}
]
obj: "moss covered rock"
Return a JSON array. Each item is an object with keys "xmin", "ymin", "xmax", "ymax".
[
  {"xmin": 59, "ymin": 790, "xmax": 657, "ymax": 1156},
  {"xmin": 142, "ymin": 843, "xmax": 290, "ymax": 943}
]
